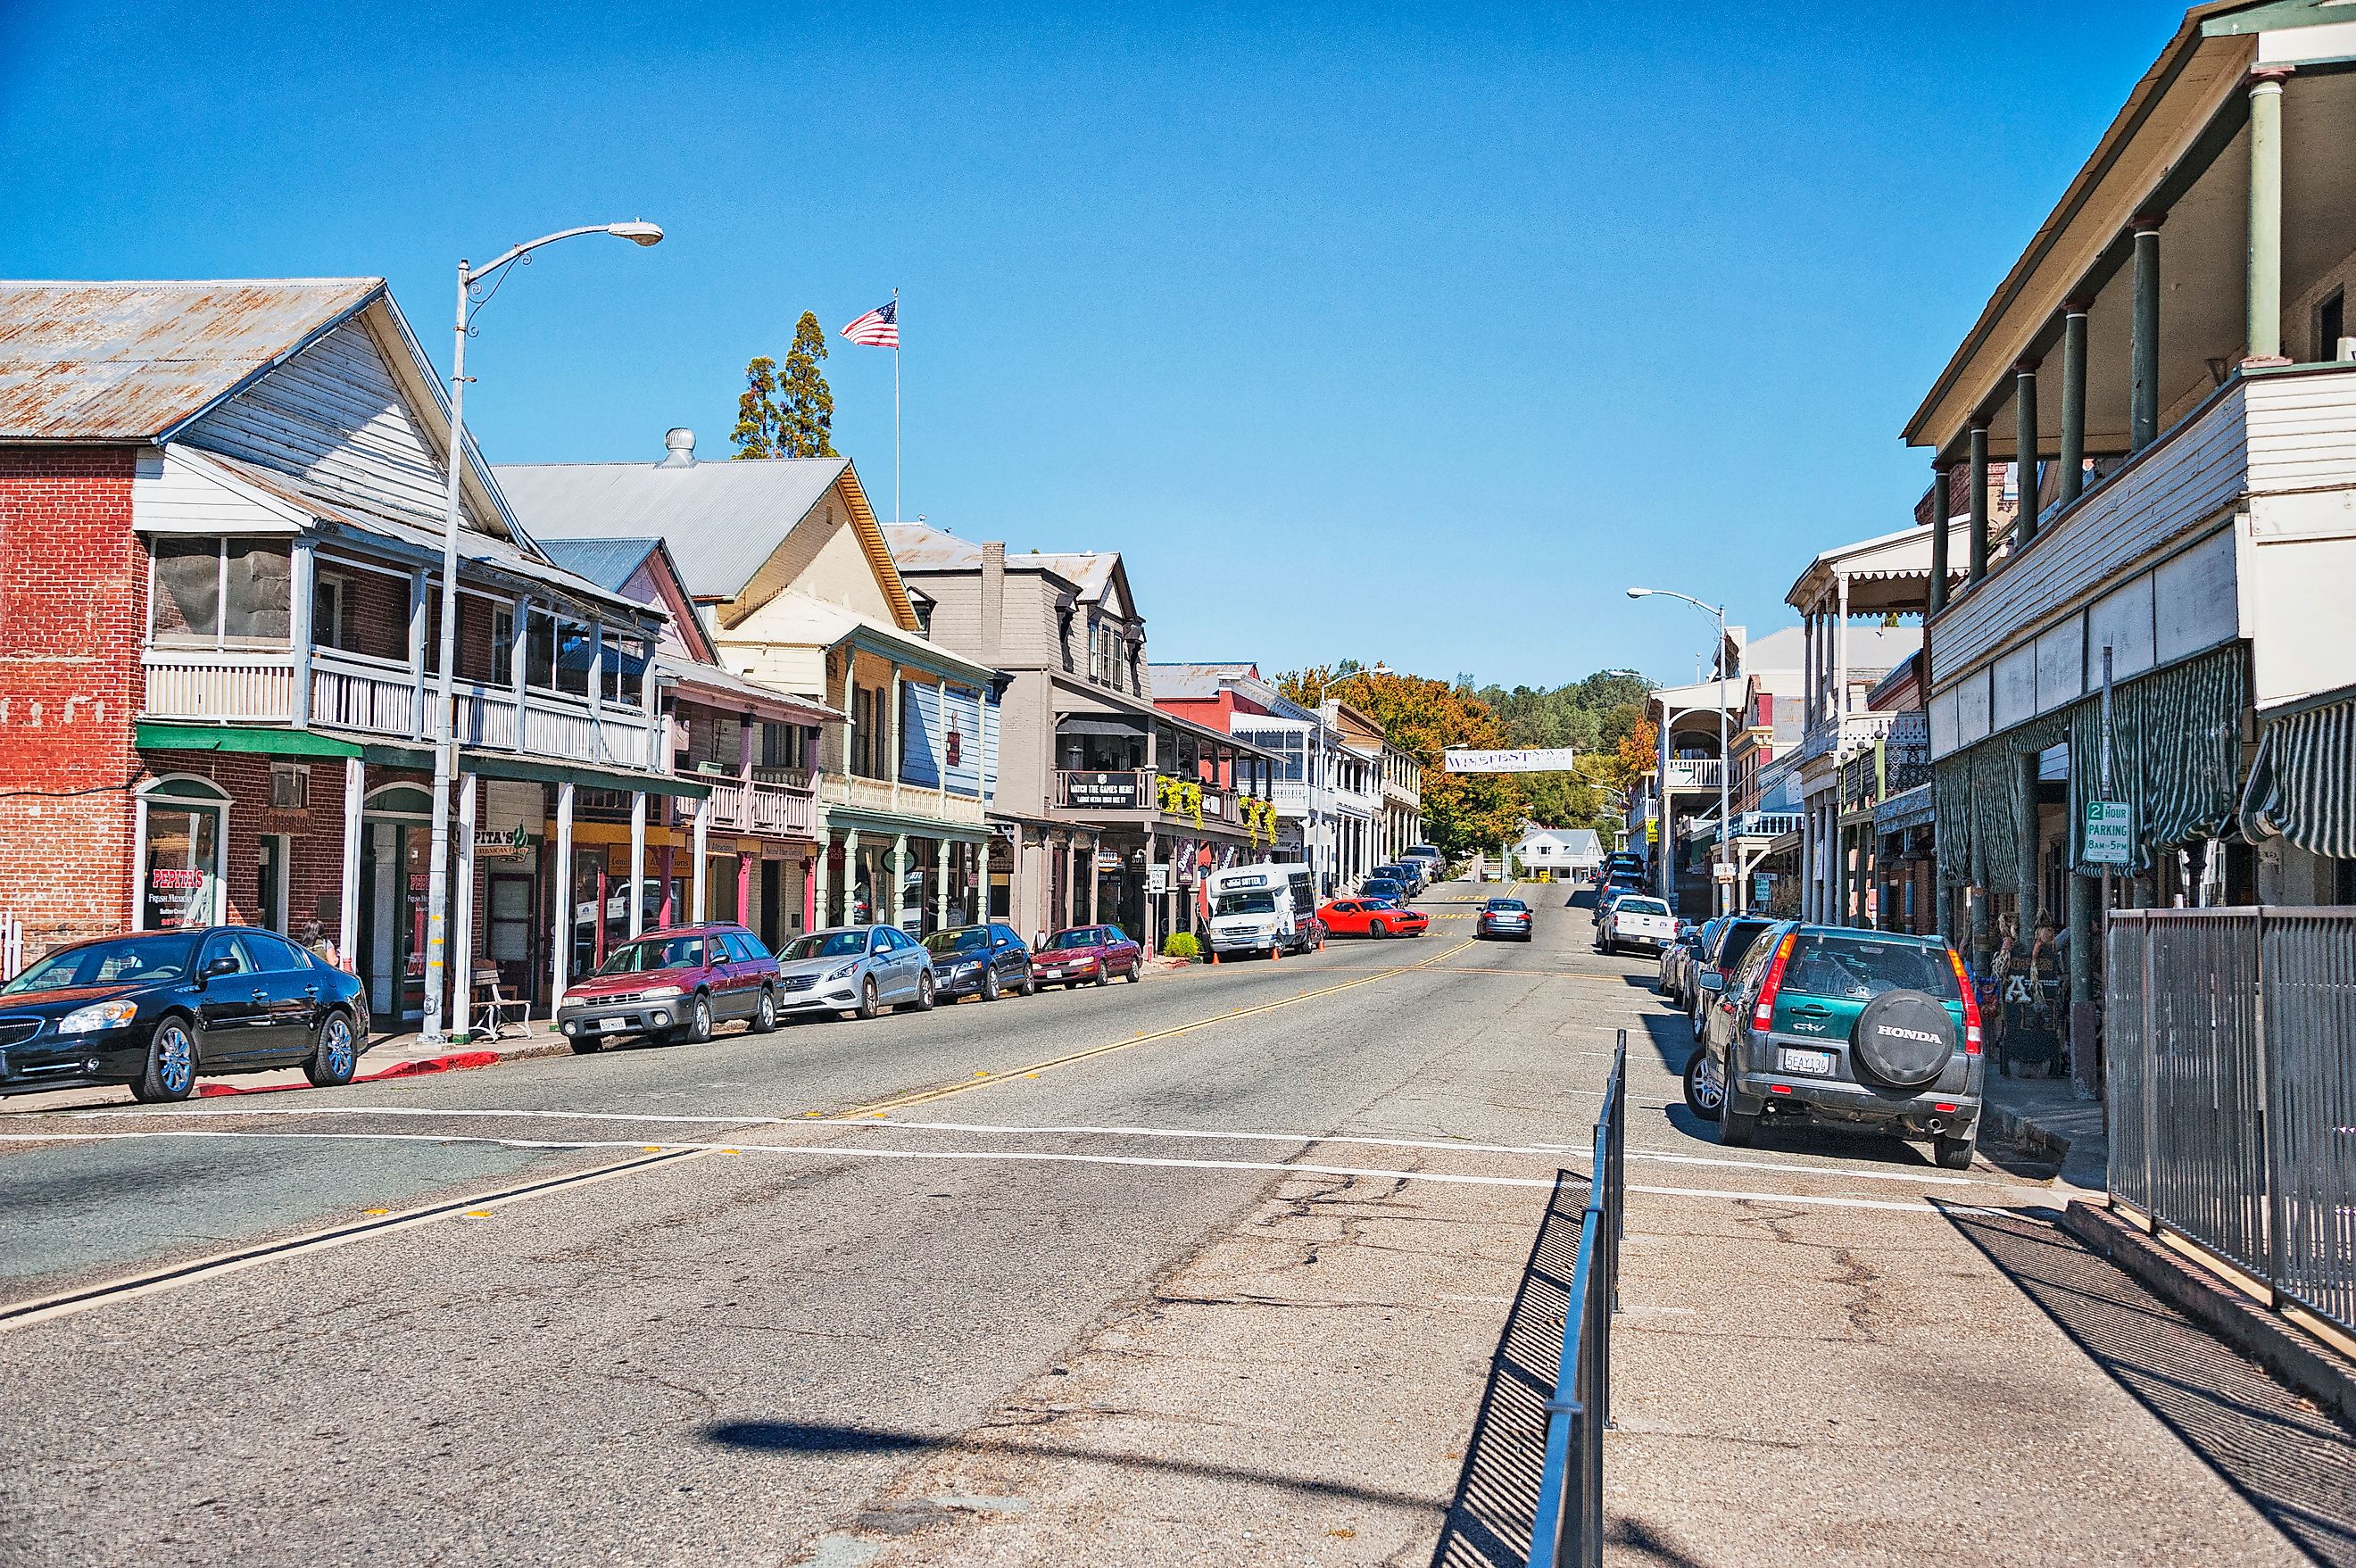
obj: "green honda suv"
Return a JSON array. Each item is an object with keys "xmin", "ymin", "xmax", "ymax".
[{"xmin": 1682, "ymin": 922, "xmax": 1985, "ymax": 1170}]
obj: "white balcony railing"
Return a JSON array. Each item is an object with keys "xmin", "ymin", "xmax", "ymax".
[
  {"xmin": 1661, "ymin": 758, "xmax": 1725, "ymax": 791},
  {"xmin": 820, "ymin": 770, "xmax": 986, "ymax": 825},
  {"xmin": 142, "ymin": 647, "xmax": 661, "ymax": 774},
  {"xmin": 1798, "ymin": 710, "xmax": 1916, "ymax": 766},
  {"xmin": 706, "ymin": 773, "xmax": 817, "ymax": 839}
]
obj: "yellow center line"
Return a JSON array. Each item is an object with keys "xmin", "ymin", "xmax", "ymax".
[{"xmin": 832, "ymin": 938, "xmax": 1479, "ymax": 1116}]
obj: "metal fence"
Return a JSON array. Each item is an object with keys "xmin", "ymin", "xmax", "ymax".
[
  {"xmin": 2106, "ymin": 907, "xmax": 2356, "ymax": 1339},
  {"xmin": 1529, "ymin": 1032, "xmax": 1627, "ymax": 1568}
]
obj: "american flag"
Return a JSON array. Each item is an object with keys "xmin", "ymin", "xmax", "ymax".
[{"xmin": 840, "ymin": 300, "xmax": 898, "ymax": 348}]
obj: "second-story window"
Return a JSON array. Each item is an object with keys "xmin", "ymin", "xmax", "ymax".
[
  {"xmin": 492, "ymin": 608, "xmax": 514, "ymax": 685},
  {"xmin": 600, "ymin": 630, "xmax": 643, "ymax": 707},
  {"xmin": 312, "ymin": 575, "xmax": 346, "ymax": 652},
  {"xmin": 150, "ymin": 537, "xmax": 291, "ymax": 651},
  {"xmin": 1087, "ymin": 616, "xmax": 1105, "ymax": 684},
  {"xmin": 526, "ymin": 608, "xmax": 557, "ymax": 691}
]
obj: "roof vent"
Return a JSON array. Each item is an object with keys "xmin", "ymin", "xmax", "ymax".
[{"xmin": 660, "ymin": 427, "xmax": 696, "ymax": 468}]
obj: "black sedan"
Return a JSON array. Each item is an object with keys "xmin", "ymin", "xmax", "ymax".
[
  {"xmin": 922, "ymin": 922, "xmax": 1039, "ymax": 1001},
  {"xmin": 0, "ymin": 927, "xmax": 370, "ymax": 1102}
]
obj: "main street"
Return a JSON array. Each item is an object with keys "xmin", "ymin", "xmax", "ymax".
[{"xmin": 2, "ymin": 886, "xmax": 2346, "ymax": 1567}]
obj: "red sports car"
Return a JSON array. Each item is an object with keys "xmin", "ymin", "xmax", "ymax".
[
  {"xmin": 1317, "ymin": 898, "xmax": 1429, "ymax": 939},
  {"xmin": 1031, "ymin": 924, "xmax": 1145, "ymax": 987}
]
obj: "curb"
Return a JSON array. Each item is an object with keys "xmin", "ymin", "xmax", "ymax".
[
  {"xmin": 1982, "ymin": 1099, "xmax": 2073, "ymax": 1163},
  {"xmin": 2059, "ymin": 1199, "xmax": 2356, "ymax": 1433},
  {"xmin": 192, "ymin": 1039, "xmax": 571, "ymax": 1098}
]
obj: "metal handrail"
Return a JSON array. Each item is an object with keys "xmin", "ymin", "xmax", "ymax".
[{"xmin": 1529, "ymin": 1032, "xmax": 1627, "ymax": 1568}]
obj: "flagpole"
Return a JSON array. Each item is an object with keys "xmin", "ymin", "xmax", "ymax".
[{"xmin": 892, "ymin": 286, "xmax": 900, "ymax": 524}]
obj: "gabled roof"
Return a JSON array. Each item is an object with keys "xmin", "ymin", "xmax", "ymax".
[
  {"xmin": 0, "ymin": 278, "xmax": 383, "ymax": 442},
  {"xmin": 497, "ymin": 450, "xmax": 916, "ymax": 628},
  {"xmin": 1784, "ymin": 519, "xmax": 1979, "ymax": 618},
  {"xmin": 725, "ymin": 588, "xmax": 997, "ymax": 684},
  {"xmin": 883, "ymin": 523, "xmax": 1133, "ymax": 613},
  {"xmin": 1147, "ymin": 661, "xmax": 1266, "ymax": 699}
]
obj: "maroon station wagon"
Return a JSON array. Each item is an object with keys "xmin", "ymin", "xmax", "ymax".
[
  {"xmin": 1031, "ymin": 925, "xmax": 1145, "ymax": 988},
  {"xmin": 557, "ymin": 924, "xmax": 782, "ymax": 1052}
]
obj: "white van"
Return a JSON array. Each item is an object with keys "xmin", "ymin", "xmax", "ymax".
[{"xmin": 1204, "ymin": 864, "xmax": 1321, "ymax": 960}]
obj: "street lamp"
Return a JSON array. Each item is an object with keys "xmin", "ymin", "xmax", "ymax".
[
  {"xmin": 419, "ymin": 220, "xmax": 665, "ymax": 1045},
  {"xmin": 1628, "ymin": 586, "xmax": 1732, "ymax": 916}
]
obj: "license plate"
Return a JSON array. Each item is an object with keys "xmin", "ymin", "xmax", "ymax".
[
  {"xmin": 593, "ymin": 1017, "xmax": 624, "ymax": 1032},
  {"xmin": 1779, "ymin": 1047, "xmax": 1835, "ymax": 1076}
]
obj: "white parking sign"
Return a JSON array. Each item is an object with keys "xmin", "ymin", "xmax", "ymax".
[{"xmin": 2084, "ymin": 800, "xmax": 2132, "ymax": 866}]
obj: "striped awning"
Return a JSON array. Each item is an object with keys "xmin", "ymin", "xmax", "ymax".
[{"xmin": 2238, "ymin": 692, "xmax": 2356, "ymax": 859}]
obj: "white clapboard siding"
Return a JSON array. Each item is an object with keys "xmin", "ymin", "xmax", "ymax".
[
  {"xmin": 2244, "ymin": 364, "xmax": 2356, "ymax": 494},
  {"xmin": 130, "ymin": 446, "xmax": 303, "ymax": 534},
  {"xmin": 1934, "ymin": 381, "xmax": 2252, "ymax": 683},
  {"xmin": 181, "ymin": 318, "xmax": 452, "ymax": 531}
]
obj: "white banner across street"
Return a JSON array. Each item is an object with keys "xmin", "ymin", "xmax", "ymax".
[{"xmin": 1442, "ymin": 747, "xmax": 1580, "ymax": 774}]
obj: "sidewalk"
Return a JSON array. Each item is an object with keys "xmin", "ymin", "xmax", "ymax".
[
  {"xmin": 0, "ymin": 1025, "xmax": 567, "ymax": 1116},
  {"xmin": 1980, "ymin": 1067, "xmax": 2109, "ymax": 1190}
]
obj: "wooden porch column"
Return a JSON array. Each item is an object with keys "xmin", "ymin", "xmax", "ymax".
[
  {"xmin": 2013, "ymin": 359, "xmax": 2041, "ymax": 550},
  {"xmin": 552, "ymin": 782, "xmax": 575, "ymax": 1006},
  {"xmin": 454, "ymin": 772, "xmax": 477, "ymax": 1031},
  {"xmin": 626, "ymin": 791, "xmax": 647, "ymax": 940},
  {"xmin": 289, "ymin": 539, "xmax": 315, "ymax": 729},
  {"xmin": 510, "ymin": 596, "xmax": 531, "ymax": 749},
  {"xmin": 842, "ymin": 829, "xmax": 861, "ymax": 924},
  {"xmin": 1928, "ymin": 461, "xmax": 1953, "ymax": 617},
  {"xmin": 1967, "ymin": 420, "xmax": 1992, "ymax": 583},
  {"xmin": 892, "ymin": 833, "xmax": 909, "ymax": 929},
  {"xmin": 2130, "ymin": 213, "xmax": 2164, "ymax": 450},
  {"xmin": 2059, "ymin": 303, "xmax": 2090, "ymax": 508},
  {"xmin": 2246, "ymin": 69, "xmax": 2294, "ymax": 366},
  {"xmin": 813, "ymin": 828, "xmax": 832, "ymax": 929},
  {"xmin": 691, "ymin": 797, "xmax": 709, "ymax": 924},
  {"xmin": 934, "ymin": 837, "xmax": 950, "ymax": 933},
  {"xmin": 338, "ymin": 757, "xmax": 364, "ymax": 966}
]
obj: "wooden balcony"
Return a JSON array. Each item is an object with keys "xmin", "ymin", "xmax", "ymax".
[
  {"xmin": 820, "ymin": 770, "xmax": 986, "ymax": 826},
  {"xmin": 704, "ymin": 770, "xmax": 818, "ymax": 839},
  {"xmin": 141, "ymin": 647, "xmax": 662, "ymax": 773}
]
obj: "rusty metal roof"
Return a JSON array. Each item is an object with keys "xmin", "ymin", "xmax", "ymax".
[{"xmin": 0, "ymin": 278, "xmax": 384, "ymax": 441}]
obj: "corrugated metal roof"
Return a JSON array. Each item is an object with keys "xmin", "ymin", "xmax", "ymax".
[
  {"xmin": 496, "ymin": 455, "xmax": 850, "ymax": 602},
  {"xmin": 882, "ymin": 523, "xmax": 1119, "ymax": 601},
  {"xmin": 538, "ymin": 537, "xmax": 661, "ymax": 594},
  {"xmin": 1145, "ymin": 661, "xmax": 1262, "ymax": 698},
  {"xmin": 0, "ymin": 278, "xmax": 383, "ymax": 441}
]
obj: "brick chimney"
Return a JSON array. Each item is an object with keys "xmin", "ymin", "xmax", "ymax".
[{"xmin": 981, "ymin": 541, "xmax": 1006, "ymax": 663}]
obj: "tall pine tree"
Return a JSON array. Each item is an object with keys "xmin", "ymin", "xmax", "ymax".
[
  {"xmin": 729, "ymin": 312, "xmax": 841, "ymax": 460},
  {"xmin": 730, "ymin": 355, "xmax": 783, "ymax": 459},
  {"xmin": 777, "ymin": 312, "xmax": 839, "ymax": 459}
]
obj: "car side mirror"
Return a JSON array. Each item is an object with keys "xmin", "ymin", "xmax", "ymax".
[
  {"xmin": 202, "ymin": 955, "xmax": 241, "ymax": 980},
  {"xmin": 1698, "ymin": 971, "xmax": 1726, "ymax": 994}
]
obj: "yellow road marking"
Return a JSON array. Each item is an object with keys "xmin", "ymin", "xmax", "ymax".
[{"xmin": 832, "ymin": 938, "xmax": 1477, "ymax": 1117}]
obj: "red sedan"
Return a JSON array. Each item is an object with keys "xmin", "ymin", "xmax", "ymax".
[
  {"xmin": 1032, "ymin": 925, "xmax": 1145, "ymax": 987},
  {"xmin": 1317, "ymin": 899, "xmax": 1429, "ymax": 939}
]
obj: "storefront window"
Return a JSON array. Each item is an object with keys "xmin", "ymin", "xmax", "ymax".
[{"xmin": 140, "ymin": 778, "xmax": 228, "ymax": 929}]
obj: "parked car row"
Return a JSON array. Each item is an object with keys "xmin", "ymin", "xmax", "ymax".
[{"xmin": 551, "ymin": 919, "xmax": 1144, "ymax": 1051}]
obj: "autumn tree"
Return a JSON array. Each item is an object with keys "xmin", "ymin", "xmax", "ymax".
[
  {"xmin": 1274, "ymin": 663, "xmax": 1529, "ymax": 857},
  {"xmin": 729, "ymin": 312, "xmax": 840, "ymax": 460}
]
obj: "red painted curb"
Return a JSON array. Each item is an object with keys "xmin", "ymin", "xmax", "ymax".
[{"xmin": 193, "ymin": 1049, "xmax": 505, "ymax": 1098}]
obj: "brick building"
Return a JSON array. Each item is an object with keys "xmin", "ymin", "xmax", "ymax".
[{"xmin": 0, "ymin": 279, "xmax": 693, "ymax": 1026}]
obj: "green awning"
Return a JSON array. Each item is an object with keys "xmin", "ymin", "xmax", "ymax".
[
  {"xmin": 464, "ymin": 753, "xmax": 709, "ymax": 800},
  {"xmin": 2237, "ymin": 690, "xmax": 2356, "ymax": 859}
]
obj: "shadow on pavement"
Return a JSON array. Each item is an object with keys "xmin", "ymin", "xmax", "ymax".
[
  {"xmin": 1429, "ymin": 1167, "xmax": 1587, "ymax": 1568},
  {"xmin": 1945, "ymin": 1206, "xmax": 2356, "ymax": 1567},
  {"xmin": 700, "ymin": 1418, "xmax": 1438, "ymax": 1512}
]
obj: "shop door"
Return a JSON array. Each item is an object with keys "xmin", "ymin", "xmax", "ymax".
[
  {"xmin": 360, "ymin": 821, "xmax": 428, "ymax": 1021},
  {"xmin": 487, "ymin": 873, "xmax": 535, "ymax": 1000},
  {"xmin": 759, "ymin": 859, "xmax": 783, "ymax": 948}
]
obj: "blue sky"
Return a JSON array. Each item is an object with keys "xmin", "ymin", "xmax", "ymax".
[{"xmin": 2, "ymin": 2, "xmax": 2184, "ymax": 688}]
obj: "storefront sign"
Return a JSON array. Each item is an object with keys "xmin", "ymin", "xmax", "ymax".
[
  {"xmin": 475, "ymin": 824, "xmax": 534, "ymax": 859},
  {"xmin": 2084, "ymin": 801, "xmax": 2133, "ymax": 866},
  {"xmin": 1062, "ymin": 770, "xmax": 1146, "ymax": 810},
  {"xmin": 1096, "ymin": 850, "xmax": 1126, "ymax": 872}
]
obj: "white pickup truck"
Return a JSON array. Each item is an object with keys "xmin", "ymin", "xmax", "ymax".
[{"xmin": 1599, "ymin": 894, "xmax": 1680, "ymax": 956}]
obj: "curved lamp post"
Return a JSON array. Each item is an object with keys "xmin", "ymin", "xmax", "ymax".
[
  {"xmin": 421, "ymin": 221, "xmax": 663, "ymax": 1044},
  {"xmin": 1629, "ymin": 587, "xmax": 1731, "ymax": 916}
]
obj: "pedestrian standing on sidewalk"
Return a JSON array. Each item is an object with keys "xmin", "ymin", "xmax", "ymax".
[{"xmin": 301, "ymin": 920, "xmax": 344, "ymax": 972}]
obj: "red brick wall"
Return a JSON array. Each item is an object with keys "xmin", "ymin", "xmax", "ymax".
[{"xmin": 0, "ymin": 448, "xmax": 143, "ymax": 951}]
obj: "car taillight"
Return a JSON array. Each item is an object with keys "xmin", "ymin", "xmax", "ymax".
[
  {"xmin": 1752, "ymin": 931, "xmax": 1796, "ymax": 1032},
  {"xmin": 1947, "ymin": 947, "xmax": 1982, "ymax": 1055}
]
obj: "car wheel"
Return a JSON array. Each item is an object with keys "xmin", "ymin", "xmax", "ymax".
[
  {"xmin": 983, "ymin": 967, "xmax": 1001, "ymax": 1002},
  {"xmin": 1020, "ymin": 972, "xmax": 1039, "ymax": 996},
  {"xmin": 1681, "ymin": 1048, "xmax": 1725, "ymax": 1122},
  {"xmin": 1719, "ymin": 1093, "xmax": 1758, "ymax": 1148},
  {"xmin": 1092, "ymin": 963, "xmax": 1109, "ymax": 987},
  {"xmin": 1935, "ymin": 1132, "xmax": 1976, "ymax": 1171},
  {"xmin": 675, "ymin": 992, "xmax": 713, "ymax": 1045},
  {"xmin": 1126, "ymin": 958, "xmax": 1142, "ymax": 982},
  {"xmin": 913, "ymin": 972, "xmax": 936, "ymax": 1012},
  {"xmin": 569, "ymin": 1032, "xmax": 604, "ymax": 1055},
  {"xmin": 304, "ymin": 1008, "xmax": 358, "ymax": 1089},
  {"xmin": 1370, "ymin": 918, "xmax": 1390, "ymax": 938},
  {"xmin": 1689, "ymin": 996, "xmax": 1707, "ymax": 1043},
  {"xmin": 856, "ymin": 976, "xmax": 881, "ymax": 1020},
  {"xmin": 132, "ymin": 1016, "xmax": 197, "ymax": 1103},
  {"xmin": 750, "ymin": 989, "xmax": 778, "ymax": 1034}
]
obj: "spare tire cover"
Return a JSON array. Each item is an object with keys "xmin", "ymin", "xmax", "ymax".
[{"xmin": 1850, "ymin": 990, "xmax": 1956, "ymax": 1089}]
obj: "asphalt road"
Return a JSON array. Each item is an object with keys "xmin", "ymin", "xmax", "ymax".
[{"xmin": 1, "ymin": 883, "xmax": 2345, "ymax": 1568}]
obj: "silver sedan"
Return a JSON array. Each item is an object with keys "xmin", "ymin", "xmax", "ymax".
[{"xmin": 772, "ymin": 924, "xmax": 935, "ymax": 1020}]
